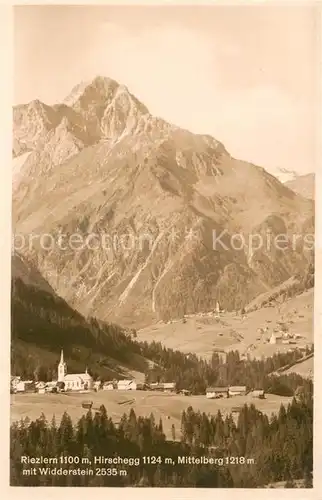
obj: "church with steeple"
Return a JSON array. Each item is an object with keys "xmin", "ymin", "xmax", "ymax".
[{"xmin": 57, "ymin": 349, "xmax": 93, "ymax": 391}]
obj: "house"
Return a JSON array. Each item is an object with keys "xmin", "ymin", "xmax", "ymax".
[
  {"xmin": 15, "ymin": 380, "xmax": 26, "ymax": 393},
  {"xmin": 24, "ymin": 381, "xmax": 36, "ymax": 393},
  {"xmin": 179, "ymin": 389, "xmax": 191, "ymax": 396},
  {"xmin": 228, "ymin": 386, "xmax": 247, "ymax": 397},
  {"xmin": 45, "ymin": 381, "xmax": 57, "ymax": 393},
  {"xmin": 231, "ymin": 407, "xmax": 242, "ymax": 413},
  {"xmin": 103, "ymin": 381, "xmax": 114, "ymax": 391},
  {"xmin": 10, "ymin": 376, "xmax": 21, "ymax": 392},
  {"xmin": 149, "ymin": 382, "xmax": 176, "ymax": 392},
  {"xmin": 206, "ymin": 387, "xmax": 229, "ymax": 399},
  {"xmin": 117, "ymin": 380, "xmax": 137, "ymax": 391},
  {"xmin": 250, "ymin": 389, "xmax": 265, "ymax": 399},
  {"xmin": 150, "ymin": 382, "xmax": 164, "ymax": 391},
  {"xmin": 93, "ymin": 381, "xmax": 101, "ymax": 391},
  {"xmin": 35, "ymin": 382, "xmax": 46, "ymax": 394},
  {"xmin": 81, "ymin": 400, "xmax": 93, "ymax": 409},
  {"xmin": 270, "ymin": 332, "xmax": 282, "ymax": 344},
  {"xmin": 136, "ymin": 383, "xmax": 148, "ymax": 391},
  {"xmin": 163, "ymin": 382, "xmax": 176, "ymax": 392},
  {"xmin": 57, "ymin": 350, "xmax": 93, "ymax": 391}
]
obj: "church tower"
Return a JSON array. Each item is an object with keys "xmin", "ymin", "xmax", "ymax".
[{"xmin": 58, "ymin": 349, "xmax": 67, "ymax": 382}]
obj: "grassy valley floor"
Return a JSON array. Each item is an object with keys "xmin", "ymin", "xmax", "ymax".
[{"xmin": 11, "ymin": 390, "xmax": 293, "ymax": 440}]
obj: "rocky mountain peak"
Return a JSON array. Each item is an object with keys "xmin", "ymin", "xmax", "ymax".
[
  {"xmin": 64, "ymin": 76, "xmax": 118, "ymax": 107},
  {"xmin": 12, "ymin": 76, "xmax": 314, "ymax": 327},
  {"xmin": 64, "ymin": 75, "xmax": 147, "ymax": 113},
  {"xmin": 62, "ymin": 75, "xmax": 149, "ymax": 140}
]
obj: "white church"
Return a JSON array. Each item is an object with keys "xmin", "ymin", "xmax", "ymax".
[{"xmin": 58, "ymin": 350, "xmax": 93, "ymax": 391}]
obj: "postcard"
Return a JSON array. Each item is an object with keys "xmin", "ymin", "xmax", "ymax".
[{"xmin": 9, "ymin": 2, "xmax": 318, "ymax": 493}]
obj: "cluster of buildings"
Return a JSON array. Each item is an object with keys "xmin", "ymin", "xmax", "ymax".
[
  {"xmin": 206, "ymin": 386, "xmax": 265, "ymax": 399},
  {"xmin": 11, "ymin": 350, "xmax": 265, "ymax": 401},
  {"xmin": 268, "ymin": 331, "xmax": 302, "ymax": 345},
  {"xmin": 11, "ymin": 350, "xmax": 94, "ymax": 394},
  {"xmin": 101, "ymin": 380, "xmax": 177, "ymax": 392},
  {"xmin": 11, "ymin": 350, "xmax": 178, "ymax": 395}
]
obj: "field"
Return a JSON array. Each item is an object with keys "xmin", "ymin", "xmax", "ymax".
[
  {"xmin": 11, "ymin": 390, "xmax": 293, "ymax": 440},
  {"xmin": 137, "ymin": 289, "xmax": 313, "ymax": 361}
]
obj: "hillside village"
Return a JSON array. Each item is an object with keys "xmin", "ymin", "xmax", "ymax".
[{"xmin": 137, "ymin": 290, "xmax": 313, "ymax": 361}]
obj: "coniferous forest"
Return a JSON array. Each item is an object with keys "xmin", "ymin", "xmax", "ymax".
[
  {"xmin": 11, "ymin": 386, "xmax": 313, "ymax": 488},
  {"xmin": 11, "ymin": 276, "xmax": 314, "ymax": 488}
]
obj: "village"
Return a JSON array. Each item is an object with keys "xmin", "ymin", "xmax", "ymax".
[{"xmin": 10, "ymin": 349, "xmax": 267, "ymax": 401}]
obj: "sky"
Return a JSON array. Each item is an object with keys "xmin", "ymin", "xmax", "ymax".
[{"xmin": 14, "ymin": 4, "xmax": 319, "ymax": 176}]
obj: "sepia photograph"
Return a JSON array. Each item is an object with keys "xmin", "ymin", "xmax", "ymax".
[{"xmin": 10, "ymin": 3, "xmax": 317, "ymax": 489}]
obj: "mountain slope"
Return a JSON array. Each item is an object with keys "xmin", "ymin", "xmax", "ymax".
[
  {"xmin": 11, "ymin": 254, "xmax": 147, "ymax": 380},
  {"xmin": 137, "ymin": 286, "xmax": 313, "ymax": 360},
  {"xmin": 285, "ymin": 173, "xmax": 315, "ymax": 200},
  {"xmin": 12, "ymin": 76, "xmax": 314, "ymax": 327}
]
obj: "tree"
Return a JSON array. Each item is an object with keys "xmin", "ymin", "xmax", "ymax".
[
  {"xmin": 171, "ymin": 424, "xmax": 176, "ymax": 441},
  {"xmin": 58, "ymin": 412, "xmax": 74, "ymax": 453}
]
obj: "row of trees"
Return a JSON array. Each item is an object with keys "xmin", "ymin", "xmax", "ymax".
[
  {"xmin": 10, "ymin": 387, "xmax": 313, "ymax": 487},
  {"xmin": 142, "ymin": 341, "xmax": 313, "ymax": 395}
]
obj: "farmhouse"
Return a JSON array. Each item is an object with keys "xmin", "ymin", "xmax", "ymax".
[
  {"xmin": 231, "ymin": 407, "xmax": 242, "ymax": 414},
  {"xmin": 10, "ymin": 376, "xmax": 21, "ymax": 391},
  {"xmin": 179, "ymin": 389, "xmax": 191, "ymax": 396},
  {"xmin": 25, "ymin": 382, "xmax": 36, "ymax": 393},
  {"xmin": 206, "ymin": 387, "xmax": 228, "ymax": 399},
  {"xmin": 150, "ymin": 382, "xmax": 166, "ymax": 391},
  {"xmin": 117, "ymin": 380, "xmax": 137, "ymax": 391},
  {"xmin": 250, "ymin": 389, "xmax": 265, "ymax": 399},
  {"xmin": 228, "ymin": 386, "xmax": 247, "ymax": 397},
  {"xmin": 11, "ymin": 377, "xmax": 35, "ymax": 392},
  {"xmin": 58, "ymin": 350, "xmax": 93, "ymax": 391},
  {"xmin": 269, "ymin": 332, "xmax": 282, "ymax": 345},
  {"xmin": 45, "ymin": 381, "xmax": 57, "ymax": 393},
  {"xmin": 136, "ymin": 383, "xmax": 148, "ymax": 391},
  {"xmin": 163, "ymin": 382, "xmax": 176, "ymax": 392},
  {"xmin": 36, "ymin": 382, "xmax": 46, "ymax": 394},
  {"xmin": 149, "ymin": 382, "xmax": 176, "ymax": 392},
  {"xmin": 81, "ymin": 400, "xmax": 93, "ymax": 409},
  {"xmin": 103, "ymin": 381, "xmax": 114, "ymax": 390},
  {"xmin": 93, "ymin": 380, "xmax": 101, "ymax": 391}
]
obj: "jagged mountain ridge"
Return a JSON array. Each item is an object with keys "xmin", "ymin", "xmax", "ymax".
[{"xmin": 12, "ymin": 76, "xmax": 314, "ymax": 328}]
